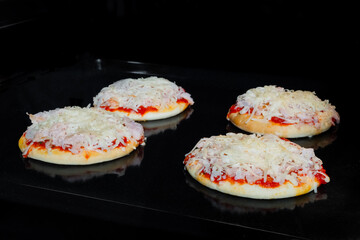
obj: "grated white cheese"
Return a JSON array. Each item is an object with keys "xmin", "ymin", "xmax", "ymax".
[
  {"xmin": 235, "ymin": 85, "xmax": 340, "ymax": 125},
  {"xmin": 93, "ymin": 76, "xmax": 194, "ymax": 111},
  {"xmin": 23, "ymin": 106, "xmax": 144, "ymax": 155},
  {"xmin": 185, "ymin": 133, "xmax": 329, "ymax": 185}
]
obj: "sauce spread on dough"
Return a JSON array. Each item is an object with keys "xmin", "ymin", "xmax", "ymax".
[
  {"xmin": 102, "ymin": 105, "xmax": 158, "ymax": 115},
  {"xmin": 176, "ymin": 98, "xmax": 190, "ymax": 104},
  {"xmin": 228, "ymin": 104, "xmax": 297, "ymax": 126},
  {"xmin": 185, "ymin": 154, "xmax": 283, "ymax": 188},
  {"xmin": 270, "ymin": 116, "xmax": 293, "ymax": 126},
  {"xmin": 23, "ymin": 136, "xmax": 144, "ymax": 159},
  {"xmin": 201, "ymin": 171, "xmax": 282, "ymax": 188},
  {"xmin": 102, "ymin": 98, "xmax": 189, "ymax": 116},
  {"xmin": 314, "ymin": 168, "xmax": 329, "ymax": 185},
  {"xmin": 184, "ymin": 154, "xmax": 325, "ymax": 189},
  {"xmin": 199, "ymin": 167, "xmax": 326, "ymax": 189}
]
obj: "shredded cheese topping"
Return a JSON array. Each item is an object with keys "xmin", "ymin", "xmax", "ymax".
[
  {"xmin": 234, "ymin": 85, "xmax": 340, "ymax": 125},
  {"xmin": 23, "ymin": 106, "xmax": 144, "ymax": 155},
  {"xmin": 93, "ymin": 76, "xmax": 194, "ymax": 111},
  {"xmin": 185, "ymin": 133, "xmax": 329, "ymax": 186}
]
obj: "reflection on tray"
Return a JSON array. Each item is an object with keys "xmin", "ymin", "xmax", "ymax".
[
  {"xmin": 141, "ymin": 107, "xmax": 193, "ymax": 137},
  {"xmin": 226, "ymin": 123, "xmax": 338, "ymax": 149},
  {"xmin": 185, "ymin": 172, "xmax": 327, "ymax": 214},
  {"xmin": 24, "ymin": 147, "xmax": 144, "ymax": 183}
]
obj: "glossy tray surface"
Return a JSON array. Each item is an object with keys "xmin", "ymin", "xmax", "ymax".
[{"xmin": 0, "ymin": 58, "xmax": 357, "ymax": 238}]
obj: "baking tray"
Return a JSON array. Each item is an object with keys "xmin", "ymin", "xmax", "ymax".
[{"xmin": 0, "ymin": 57, "xmax": 357, "ymax": 239}]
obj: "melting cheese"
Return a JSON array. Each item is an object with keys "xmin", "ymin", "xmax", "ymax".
[
  {"xmin": 24, "ymin": 106, "xmax": 144, "ymax": 155},
  {"xmin": 185, "ymin": 133, "xmax": 329, "ymax": 185},
  {"xmin": 93, "ymin": 77, "xmax": 194, "ymax": 111},
  {"xmin": 235, "ymin": 85, "xmax": 339, "ymax": 125}
]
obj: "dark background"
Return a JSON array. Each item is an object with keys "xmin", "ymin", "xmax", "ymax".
[
  {"xmin": 0, "ymin": 1, "xmax": 358, "ymax": 239},
  {"xmin": 1, "ymin": 0, "xmax": 358, "ymax": 79}
]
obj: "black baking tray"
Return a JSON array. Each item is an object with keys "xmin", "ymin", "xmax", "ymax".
[{"xmin": 0, "ymin": 57, "xmax": 358, "ymax": 239}]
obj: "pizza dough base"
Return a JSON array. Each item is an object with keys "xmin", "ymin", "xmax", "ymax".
[
  {"xmin": 227, "ymin": 110, "xmax": 336, "ymax": 138},
  {"xmin": 108, "ymin": 101, "xmax": 190, "ymax": 121},
  {"xmin": 19, "ymin": 135, "xmax": 141, "ymax": 165},
  {"xmin": 186, "ymin": 162, "xmax": 321, "ymax": 199}
]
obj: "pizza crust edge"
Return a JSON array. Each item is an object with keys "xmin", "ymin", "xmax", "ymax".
[
  {"xmin": 19, "ymin": 135, "xmax": 141, "ymax": 165},
  {"xmin": 227, "ymin": 110, "xmax": 336, "ymax": 138},
  {"xmin": 185, "ymin": 162, "xmax": 320, "ymax": 200},
  {"xmin": 109, "ymin": 101, "xmax": 190, "ymax": 121}
]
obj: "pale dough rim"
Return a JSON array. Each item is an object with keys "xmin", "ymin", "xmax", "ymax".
[
  {"xmin": 185, "ymin": 162, "xmax": 321, "ymax": 199},
  {"xmin": 104, "ymin": 102, "xmax": 190, "ymax": 121},
  {"xmin": 227, "ymin": 110, "xmax": 336, "ymax": 138},
  {"xmin": 19, "ymin": 135, "xmax": 141, "ymax": 165}
]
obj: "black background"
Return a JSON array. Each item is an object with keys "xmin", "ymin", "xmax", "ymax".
[
  {"xmin": 0, "ymin": 1, "xmax": 358, "ymax": 239},
  {"xmin": 1, "ymin": 0, "xmax": 358, "ymax": 78}
]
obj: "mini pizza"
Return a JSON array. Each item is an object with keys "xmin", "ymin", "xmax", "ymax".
[
  {"xmin": 93, "ymin": 76, "xmax": 194, "ymax": 121},
  {"xmin": 19, "ymin": 106, "xmax": 145, "ymax": 165},
  {"xmin": 184, "ymin": 133, "xmax": 330, "ymax": 199},
  {"xmin": 227, "ymin": 85, "xmax": 340, "ymax": 138}
]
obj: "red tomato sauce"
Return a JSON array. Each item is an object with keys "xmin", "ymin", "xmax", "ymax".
[
  {"xmin": 24, "ymin": 136, "xmax": 136, "ymax": 159},
  {"xmin": 200, "ymin": 171, "xmax": 282, "ymax": 188},
  {"xmin": 102, "ymin": 98, "xmax": 189, "ymax": 116},
  {"xmin": 185, "ymin": 155, "xmax": 328, "ymax": 189},
  {"xmin": 183, "ymin": 154, "xmax": 193, "ymax": 164},
  {"xmin": 176, "ymin": 98, "xmax": 189, "ymax": 104},
  {"xmin": 227, "ymin": 105, "xmax": 253, "ymax": 118},
  {"xmin": 314, "ymin": 168, "xmax": 328, "ymax": 185},
  {"xmin": 228, "ymin": 104, "xmax": 297, "ymax": 126},
  {"xmin": 228, "ymin": 105, "xmax": 253, "ymax": 114},
  {"xmin": 102, "ymin": 105, "xmax": 158, "ymax": 115},
  {"xmin": 270, "ymin": 116, "xmax": 294, "ymax": 126}
]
